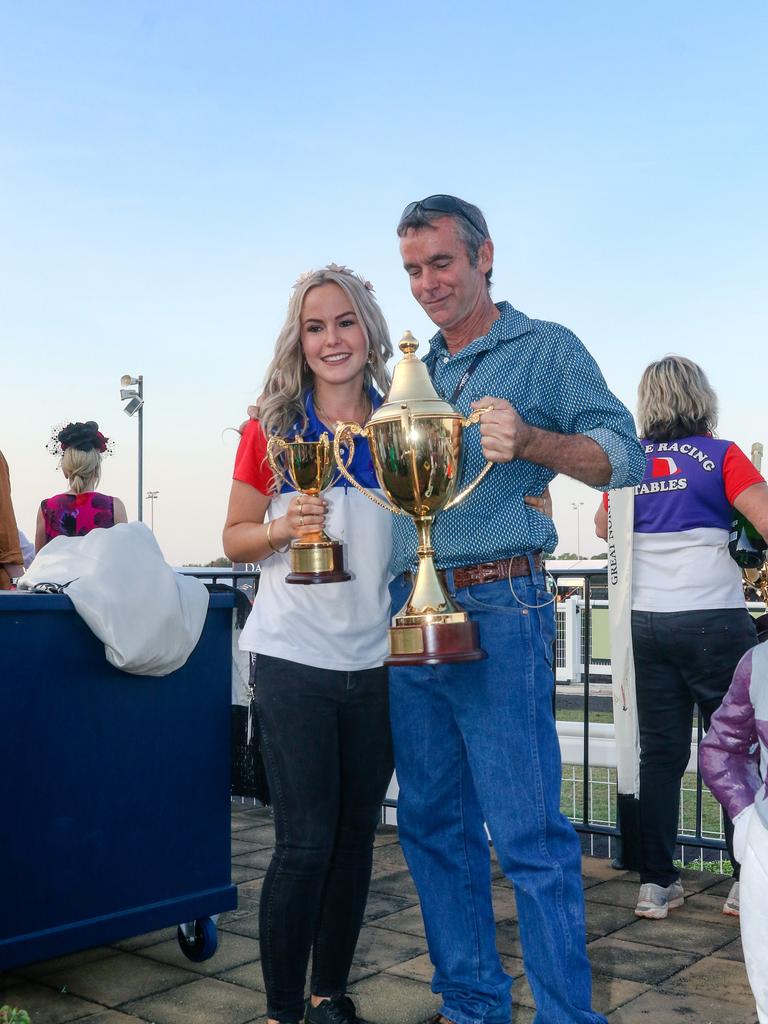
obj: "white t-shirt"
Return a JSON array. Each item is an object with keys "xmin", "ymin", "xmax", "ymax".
[{"xmin": 233, "ymin": 415, "xmax": 392, "ymax": 671}]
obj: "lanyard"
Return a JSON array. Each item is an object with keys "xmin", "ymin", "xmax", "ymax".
[{"xmin": 427, "ymin": 349, "xmax": 488, "ymax": 405}]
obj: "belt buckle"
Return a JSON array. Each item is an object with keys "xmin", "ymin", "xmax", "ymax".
[{"xmin": 479, "ymin": 562, "xmax": 498, "ymax": 583}]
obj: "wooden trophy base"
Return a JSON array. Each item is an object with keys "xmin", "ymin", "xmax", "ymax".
[
  {"xmin": 385, "ymin": 617, "xmax": 486, "ymax": 666},
  {"xmin": 285, "ymin": 539, "xmax": 351, "ymax": 585}
]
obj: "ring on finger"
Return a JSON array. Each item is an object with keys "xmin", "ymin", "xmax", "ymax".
[{"xmin": 299, "ymin": 514, "xmax": 304, "ymax": 527}]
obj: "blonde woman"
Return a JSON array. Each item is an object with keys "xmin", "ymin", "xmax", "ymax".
[
  {"xmin": 223, "ymin": 266, "xmax": 394, "ymax": 1024},
  {"xmin": 596, "ymin": 356, "xmax": 768, "ymax": 919},
  {"xmin": 36, "ymin": 421, "xmax": 127, "ymax": 550}
]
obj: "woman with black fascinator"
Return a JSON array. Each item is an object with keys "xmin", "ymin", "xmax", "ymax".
[{"xmin": 35, "ymin": 421, "xmax": 128, "ymax": 551}]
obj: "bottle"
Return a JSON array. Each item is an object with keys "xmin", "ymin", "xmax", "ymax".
[
  {"xmin": 729, "ymin": 441, "xmax": 766, "ymax": 570},
  {"xmin": 729, "ymin": 512, "xmax": 767, "ymax": 569}
]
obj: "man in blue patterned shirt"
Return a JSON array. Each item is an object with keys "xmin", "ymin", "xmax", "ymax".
[{"xmin": 388, "ymin": 195, "xmax": 645, "ymax": 1024}]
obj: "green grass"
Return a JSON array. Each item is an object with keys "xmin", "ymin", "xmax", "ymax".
[
  {"xmin": 560, "ymin": 764, "xmax": 726, "ymax": 840},
  {"xmin": 673, "ymin": 857, "xmax": 733, "ymax": 873},
  {"xmin": 556, "ymin": 709, "xmax": 614, "ymax": 724}
]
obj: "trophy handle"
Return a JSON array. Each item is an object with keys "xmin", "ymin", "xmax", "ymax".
[
  {"xmin": 317, "ymin": 432, "xmax": 340, "ymax": 491},
  {"xmin": 324, "ymin": 431, "xmax": 351, "ymax": 489},
  {"xmin": 442, "ymin": 407, "xmax": 494, "ymax": 511},
  {"xmin": 332, "ymin": 423, "xmax": 407, "ymax": 515},
  {"xmin": 329, "ymin": 432, "xmax": 356, "ymax": 487},
  {"xmin": 266, "ymin": 436, "xmax": 294, "ymax": 492}
]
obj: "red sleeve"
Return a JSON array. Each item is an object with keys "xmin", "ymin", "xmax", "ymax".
[
  {"xmin": 723, "ymin": 443, "xmax": 765, "ymax": 504},
  {"xmin": 233, "ymin": 419, "xmax": 275, "ymax": 496}
]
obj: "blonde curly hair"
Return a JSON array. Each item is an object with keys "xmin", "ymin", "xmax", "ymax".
[{"xmin": 252, "ymin": 265, "xmax": 393, "ymax": 438}]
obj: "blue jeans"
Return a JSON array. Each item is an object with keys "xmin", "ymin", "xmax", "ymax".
[{"xmin": 389, "ymin": 564, "xmax": 605, "ymax": 1024}]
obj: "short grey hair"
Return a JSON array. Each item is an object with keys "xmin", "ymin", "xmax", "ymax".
[
  {"xmin": 397, "ymin": 195, "xmax": 493, "ymax": 287},
  {"xmin": 637, "ymin": 355, "xmax": 718, "ymax": 441}
]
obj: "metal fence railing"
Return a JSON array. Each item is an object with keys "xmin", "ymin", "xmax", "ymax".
[
  {"xmin": 547, "ymin": 565, "xmax": 754, "ymax": 865},
  {"xmin": 193, "ymin": 562, "xmax": 753, "ymax": 863},
  {"xmin": 179, "ymin": 565, "xmax": 260, "ymax": 602}
]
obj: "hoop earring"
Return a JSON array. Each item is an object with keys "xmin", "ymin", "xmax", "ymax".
[
  {"xmin": 367, "ymin": 349, "xmax": 375, "ymax": 364},
  {"xmin": 302, "ymin": 356, "xmax": 309, "ymax": 374}
]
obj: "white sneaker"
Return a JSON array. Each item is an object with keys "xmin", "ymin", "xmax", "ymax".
[
  {"xmin": 723, "ymin": 880, "xmax": 740, "ymax": 917},
  {"xmin": 634, "ymin": 880, "xmax": 685, "ymax": 919}
]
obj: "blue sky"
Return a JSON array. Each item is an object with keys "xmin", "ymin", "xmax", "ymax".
[{"xmin": 2, "ymin": 1, "xmax": 766, "ymax": 562}]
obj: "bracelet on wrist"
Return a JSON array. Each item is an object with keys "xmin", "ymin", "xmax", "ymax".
[{"xmin": 266, "ymin": 519, "xmax": 289, "ymax": 554}]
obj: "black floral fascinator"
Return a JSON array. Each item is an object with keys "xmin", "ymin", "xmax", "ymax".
[{"xmin": 46, "ymin": 421, "xmax": 114, "ymax": 458}]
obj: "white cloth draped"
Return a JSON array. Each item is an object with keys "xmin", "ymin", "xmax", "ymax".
[{"xmin": 19, "ymin": 522, "xmax": 208, "ymax": 676}]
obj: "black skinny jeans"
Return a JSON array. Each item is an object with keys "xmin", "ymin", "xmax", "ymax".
[
  {"xmin": 253, "ymin": 653, "xmax": 394, "ymax": 1022},
  {"xmin": 632, "ymin": 608, "xmax": 757, "ymax": 887}
]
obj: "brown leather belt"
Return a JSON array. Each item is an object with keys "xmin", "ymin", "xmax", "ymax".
[{"xmin": 404, "ymin": 554, "xmax": 541, "ymax": 589}]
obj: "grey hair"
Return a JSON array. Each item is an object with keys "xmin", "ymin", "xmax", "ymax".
[
  {"xmin": 253, "ymin": 266, "xmax": 393, "ymax": 439},
  {"xmin": 637, "ymin": 355, "xmax": 719, "ymax": 441},
  {"xmin": 62, "ymin": 446, "xmax": 102, "ymax": 494},
  {"xmin": 396, "ymin": 195, "xmax": 493, "ymax": 287}
]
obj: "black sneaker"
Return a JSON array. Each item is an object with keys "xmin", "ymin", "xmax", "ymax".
[{"xmin": 305, "ymin": 995, "xmax": 362, "ymax": 1024}]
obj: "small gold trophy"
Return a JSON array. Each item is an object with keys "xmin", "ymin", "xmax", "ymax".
[
  {"xmin": 266, "ymin": 433, "xmax": 351, "ymax": 584},
  {"xmin": 333, "ymin": 332, "xmax": 492, "ymax": 664}
]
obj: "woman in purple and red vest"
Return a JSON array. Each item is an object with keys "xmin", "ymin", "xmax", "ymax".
[
  {"xmin": 36, "ymin": 421, "xmax": 127, "ymax": 551},
  {"xmin": 596, "ymin": 356, "xmax": 768, "ymax": 920}
]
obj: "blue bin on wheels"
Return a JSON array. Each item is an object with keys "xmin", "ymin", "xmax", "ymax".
[{"xmin": 0, "ymin": 590, "xmax": 237, "ymax": 970}]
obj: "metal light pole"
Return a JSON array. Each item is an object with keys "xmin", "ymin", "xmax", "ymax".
[
  {"xmin": 571, "ymin": 501, "xmax": 584, "ymax": 558},
  {"xmin": 120, "ymin": 374, "xmax": 145, "ymax": 521},
  {"xmin": 145, "ymin": 490, "xmax": 159, "ymax": 532}
]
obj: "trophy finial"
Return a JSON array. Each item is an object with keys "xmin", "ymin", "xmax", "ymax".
[
  {"xmin": 370, "ymin": 328, "xmax": 454, "ymax": 420},
  {"xmin": 399, "ymin": 331, "xmax": 418, "ymax": 357}
]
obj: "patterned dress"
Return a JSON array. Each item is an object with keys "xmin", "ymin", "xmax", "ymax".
[{"xmin": 40, "ymin": 491, "xmax": 116, "ymax": 544}]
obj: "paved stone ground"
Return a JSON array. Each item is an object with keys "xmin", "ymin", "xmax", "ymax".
[{"xmin": 0, "ymin": 803, "xmax": 758, "ymax": 1023}]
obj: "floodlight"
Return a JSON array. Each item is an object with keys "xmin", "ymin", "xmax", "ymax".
[
  {"xmin": 119, "ymin": 372, "xmax": 144, "ymax": 521},
  {"xmin": 123, "ymin": 396, "xmax": 144, "ymax": 417}
]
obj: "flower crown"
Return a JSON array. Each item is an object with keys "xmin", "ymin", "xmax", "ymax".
[
  {"xmin": 46, "ymin": 421, "xmax": 114, "ymax": 458},
  {"xmin": 294, "ymin": 263, "xmax": 375, "ymax": 293}
]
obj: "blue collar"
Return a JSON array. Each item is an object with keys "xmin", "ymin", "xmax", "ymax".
[
  {"xmin": 296, "ymin": 387, "xmax": 383, "ymax": 439},
  {"xmin": 278, "ymin": 388, "xmax": 383, "ymax": 492},
  {"xmin": 425, "ymin": 301, "xmax": 534, "ymax": 362}
]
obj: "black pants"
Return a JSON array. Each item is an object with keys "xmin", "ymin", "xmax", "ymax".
[
  {"xmin": 632, "ymin": 608, "xmax": 757, "ymax": 886},
  {"xmin": 253, "ymin": 653, "xmax": 394, "ymax": 1022}
]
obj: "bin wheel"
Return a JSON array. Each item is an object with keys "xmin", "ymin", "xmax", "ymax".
[{"xmin": 177, "ymin": 917, "xmax": 218, "ymax": 962}]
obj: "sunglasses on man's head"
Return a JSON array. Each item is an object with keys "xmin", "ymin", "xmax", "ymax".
[{"xmin": 399, "ymin": 194, "xmax": 486, "ymax": 237}]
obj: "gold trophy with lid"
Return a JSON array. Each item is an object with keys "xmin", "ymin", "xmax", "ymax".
[
  {"xmin": 333, "ymin": 331, "xmax": 492, "ymax": 664},
  {"xmin": 266, "ymin": 433, "xmax": 351, "ymax": 584}
]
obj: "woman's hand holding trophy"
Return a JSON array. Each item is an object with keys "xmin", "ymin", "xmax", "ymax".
[
  {"xmin": 266, "ymin": 433, "xmax": 351, "ymax": 585},
  {"xmin": 284, "ymin": 492, "xmax": 328, "ymax": 538}
]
